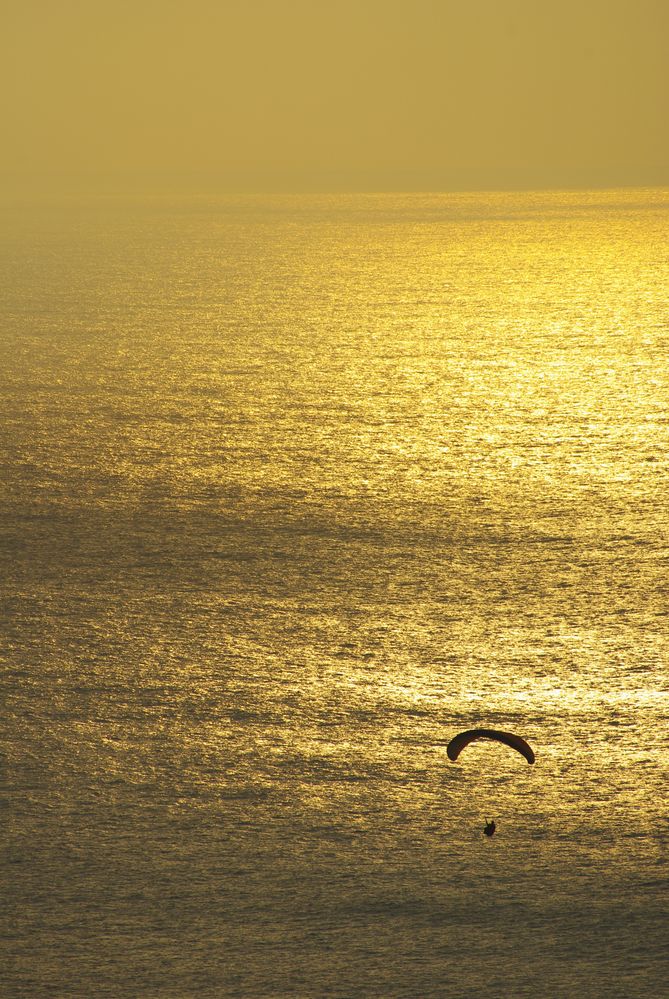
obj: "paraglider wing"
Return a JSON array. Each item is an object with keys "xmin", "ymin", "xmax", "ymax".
[{"xmin": 446, "ymin": 728, "xmax": 535, "ymax": 764}]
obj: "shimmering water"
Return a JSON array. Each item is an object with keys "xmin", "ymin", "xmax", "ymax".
[{"xmin": 2, "ymin": 190, "xmax": 668, "ymax": 997}]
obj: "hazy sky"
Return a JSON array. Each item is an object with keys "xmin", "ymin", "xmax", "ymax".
[{"xmin": 3, "ymin": 0, "xmax": 667, "ymax": 193}]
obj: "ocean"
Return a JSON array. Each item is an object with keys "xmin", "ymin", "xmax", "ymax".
[{"xmin": 2, "ymin": 189, "xmax": 668, "ymax": 997}]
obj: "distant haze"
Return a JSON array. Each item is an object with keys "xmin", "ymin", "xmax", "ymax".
[{"xmin": 3, "ymin": 0, "xmax": 667, "ymax": 195}]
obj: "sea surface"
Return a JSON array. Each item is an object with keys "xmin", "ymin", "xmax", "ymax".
[{"xmin": 2, "ymin": 189, "xmax": 668, "ymax": 997}]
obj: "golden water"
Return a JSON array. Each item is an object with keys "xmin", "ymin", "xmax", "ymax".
[{"xmin": 2, "ymin": 190, "xmax": 668, "ymax": 997}]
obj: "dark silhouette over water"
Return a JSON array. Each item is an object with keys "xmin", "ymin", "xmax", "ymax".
[{"xmin": 447, "ymin": 729, "xmax": 535, "ymax": 765}]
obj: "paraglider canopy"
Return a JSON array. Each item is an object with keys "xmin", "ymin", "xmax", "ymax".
[{"xmin": 447, "ymin": 728, "xmax": 535, "ymax": 764}]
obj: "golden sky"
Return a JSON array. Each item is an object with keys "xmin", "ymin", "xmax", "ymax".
[{"xmin": 3, "ymin": 0, "xmax": 667, "ymax": 194}]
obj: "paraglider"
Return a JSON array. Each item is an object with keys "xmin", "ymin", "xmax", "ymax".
[
  {"xmin": 446, "ymin": 729, "xmax": 535, "ymax": 837},
  {"xmin": 446, "ymin": 728, "xmax": 535, "ymax": 765}
]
